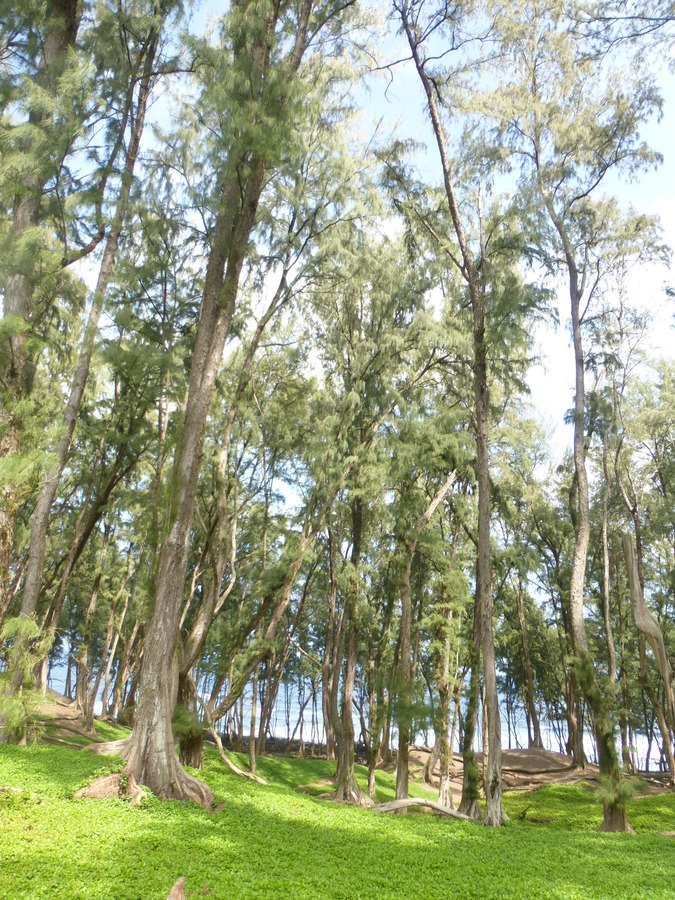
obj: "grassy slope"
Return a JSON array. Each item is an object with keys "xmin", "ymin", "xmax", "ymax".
[{"xmin": 1, "ymin": 740, "xmax": 674, "ymax": 900}]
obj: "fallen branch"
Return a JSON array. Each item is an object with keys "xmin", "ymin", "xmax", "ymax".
[
  {"xmin": 208, "ymin": 725, "xmax": 268, "ymax": 785},
  {"xmin": 372, "ymin": 798, "xmax": 474, "ymax": 819}
]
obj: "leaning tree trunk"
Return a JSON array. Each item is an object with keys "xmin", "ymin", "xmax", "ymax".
[
  {"xmin": 119, "ymin": 147, "xmax": 266, "ymax": 801},
  {"xmin": 0, "ymin": 0, "xmax": 80, "ymax": 617},
  {"xmin": 106, "ymin": 0, "xmax": 320, "ymax": 803},
  {"xmin": 19, "ymin": 24, "xmax": 160, "ymax": 654}
]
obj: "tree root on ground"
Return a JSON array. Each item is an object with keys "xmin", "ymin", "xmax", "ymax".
[
  {"xmin": 209, "ymin": 726, "xmax": 268, "ymax": 785},
  {"xmin": 372, "ymin": 797, "xmax": 474, "ymax": 819},
  {"xmin": 85, "ymin": 737, "xmax": 217, "ymax": 809}
]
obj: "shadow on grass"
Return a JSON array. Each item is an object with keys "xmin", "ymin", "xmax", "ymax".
[
  {"xmin": 3, "ymin": 747, "xmax": 675, "ymax": 900},
  {"xmin": 4, "ymin": 778, "xmax": 675, "ymax": 900}
]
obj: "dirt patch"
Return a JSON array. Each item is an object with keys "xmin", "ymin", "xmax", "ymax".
[{"xmin": 407, "ymin": 745, "xmax": 601, "ymax": 806}]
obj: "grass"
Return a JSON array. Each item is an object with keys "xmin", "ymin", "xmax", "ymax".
[{"xmin": 1, "ymin": 742, "xmax": 674, "ymax": 899}]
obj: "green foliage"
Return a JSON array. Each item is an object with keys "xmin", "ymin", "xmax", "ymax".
[
  {"xmin": 1, "ymin": 746, "xmax": 675, "ymax": 899},
  {"xmin": 0, "ymin": 616, "xmax": 51, "ymax": 741},
  {"xmin": 171, "ymin": 704, "xmax": 203, "ymax": 743}
]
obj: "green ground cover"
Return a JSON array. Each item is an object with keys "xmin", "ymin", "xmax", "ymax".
[{"xmin": 1, "ymin": 743, "xmax": 673, "ymax": 899}]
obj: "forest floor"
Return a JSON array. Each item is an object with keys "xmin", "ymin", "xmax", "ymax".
[
  {"xmin": 3, "ymin": 704, "xmax": 675, "ymax": 899},
  {"xmin": 1, "ymin": 691, "xmax": 673, "ymax": 898},
  {"xmin": 34, "ymin": 689, "xmax": 670, "ymax": 801}
]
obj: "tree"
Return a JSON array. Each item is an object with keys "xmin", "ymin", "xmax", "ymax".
[
  {"xmin": 97, "ymin": 0, "xmax": 361, "ymax": 804},
  {"xmin": 9, "ymin": 0, "xmax": 177, "ymax": 702},
  {"xmin": 486, "ymin": 0, "xmax": 665, "ymax": 829},
  {"xmin": 394, "ymin": 0, "xmax": 506, "ymax": 826},
  {"xmin": 0, "ymin": 0, "xmax": 81, "ymax": 616}
]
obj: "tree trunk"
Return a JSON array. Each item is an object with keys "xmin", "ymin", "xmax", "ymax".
[
  {"xmin": 177, "ymin": 675, "xmax": 204, "ymax": 771},
  {"xmin": 623, "ymin": 535, "xmax": 675, "ymax": 783},
  {"xmin": 395, "ymin": 542, "xmax": 414, "ymax": 803},
  {"xmin": 334, "ymin": 499, "xmax": 369, "ymax": 805},
  {"xmin": 554, "ymin": 225, "xmax": 629, "ymax": 830},
  {"xmin": 601, "ymin": 453, "xmax": 618, "ymax": 684},
  {"xmin": 514, "ymin": 575, "xmax": 543, "ymax": 748},
  {"xmin": 322, "ymin": 527, "xmax": 339, "ymax": 760},
  {"xmin": 399, "ymin": 8, "xmax": 502, "ymax": 823},
  {"xmin": 459, "ymin": 630, "xmax": 481, "ymax": 820}
]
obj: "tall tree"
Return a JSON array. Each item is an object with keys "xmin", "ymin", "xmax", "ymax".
[
  {"xmin": 95, "ymin": 0, "xmax": 360, "ymax": 804},
  {"xmin": 486, "ymin": 0, "xmax": 664, "ymax": 829},
  {"xmin": 0, "ymin": 0, "xmax": 81, "ymax": 616},
  {"xmin": 13, "ymin": 0, "xmax": 176, "ymax": 695},
  {"xmin": 395, "ymin": 0, "xmax": 506, "ymax": 826}
]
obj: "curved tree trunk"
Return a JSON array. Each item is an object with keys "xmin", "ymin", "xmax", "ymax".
[{"xmin": 551, "ymin": 217, "xmax": 629, "ymax": 831}]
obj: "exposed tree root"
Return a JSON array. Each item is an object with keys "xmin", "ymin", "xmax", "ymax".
[
  {"xmin": 209, "ymin": 726, "xmax": 268, "ymax": 784},
  {"xmin": 372, "ymin": 798, "xmax": 474, "ymax": 819},
  {"xmin": 166, "ymin": 876, "xmax": 185, "ymax": 899},
  {"xmin": 86, "ymin": 737, "xmax": 132, "ymax": 757},
  {"xmin": 74, "ymin": 772, "xmax": 147, "ymax": 806},
  {"xmin": 86, "ymin": 736, "xmax": 216, "ymax": 809},
  {"xmin": 458, "ymin": 797, "xmax": 482, "ymax": 820},
  {"xmin": 326, "ymin": 785, "xmax": 374, "ymax": 807}
]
